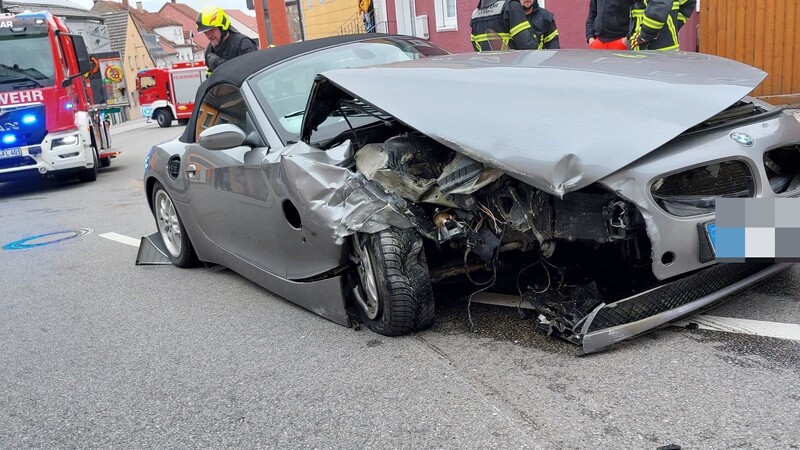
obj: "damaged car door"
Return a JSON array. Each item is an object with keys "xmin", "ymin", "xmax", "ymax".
[{"xmin": 184, "ymin": 82, "xmax": 290, "ymax": 276}]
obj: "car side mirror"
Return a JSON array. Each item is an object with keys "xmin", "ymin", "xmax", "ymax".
[{"xmin": 198, "ymin": 124, "xmax": 248, "ymax": 150}]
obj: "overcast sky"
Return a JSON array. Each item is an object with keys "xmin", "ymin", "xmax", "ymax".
[{"xmin": 71, "ymin": 0, "xmax": 255, "ymax": 14}]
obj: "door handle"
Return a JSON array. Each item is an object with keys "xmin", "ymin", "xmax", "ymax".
[{"xmin": 185, "ymin": 164, "xmax": 197, "ymax": 180}]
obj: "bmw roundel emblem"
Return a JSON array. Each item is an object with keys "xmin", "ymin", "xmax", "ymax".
[{"xmin": 730, "ymin": 132, "xmax": 754, "ymax": 146}]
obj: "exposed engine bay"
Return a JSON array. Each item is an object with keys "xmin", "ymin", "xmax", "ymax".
[
  {"xmin": 283, "ymin": 84, "xmax": 791, "ymax": 351},
  {"xmin": 346, "ymin": 132, "xmax": 654, "ymax": 339}
]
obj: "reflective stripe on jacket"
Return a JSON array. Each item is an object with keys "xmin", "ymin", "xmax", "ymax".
[
  {"xmin": 527, "ymin": 4, "xmax": 559, "ymax": 49},
  {"xmin": 470, "ymin": 0, "xmax": 538, "ymax": 51},
  {"xmin": 629, "ymin": 0, "xmax": 696, "ymax": 50}
]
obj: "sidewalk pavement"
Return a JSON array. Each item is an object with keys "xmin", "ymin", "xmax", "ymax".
[{"xmin": 109, "ymin": 117, "xmax": 152, "ymax": 135}]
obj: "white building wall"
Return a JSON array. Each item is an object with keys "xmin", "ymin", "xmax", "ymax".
[{"xmin": 153, "ymin": 25, "xmax": 185, "ymax": 45}]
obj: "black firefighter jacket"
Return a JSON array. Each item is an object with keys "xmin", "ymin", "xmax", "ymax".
[
  {"xmin": 630, "ymin": 0, "xmax": 696, "ymax": 50},
  {"xmin": 204, "ymin": 29, "xmax": 259, "ymax": 73},
  {"xmin": 470, "ymin": 0, "xmax": 539, "ymax": 51},
  {"xmin": 586, "ymin": 0, "xmax": 634, "ymax": 43},
  {"xmin": 527, "ymin": 3, "xmax": 559, "ymax": 49}
]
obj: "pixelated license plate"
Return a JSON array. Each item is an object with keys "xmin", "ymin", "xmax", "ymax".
[{"xmin": 705, "ymin": 221, "xmax": 717, "ymax": 255}]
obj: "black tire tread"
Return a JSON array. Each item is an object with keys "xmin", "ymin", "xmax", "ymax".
[
  {"xmin": 363, "ymin": 227, "xmax": 434, "ymax": 336},
  {"xmin": 156, "ymin": 110, "xmax": 173, "ymax": 128},
  {"xmin": 78, "ymin": 149, "xmax": 98, "ymax": 182}
]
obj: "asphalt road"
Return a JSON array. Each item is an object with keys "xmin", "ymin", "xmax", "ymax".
[{"xmin": 1, "ymin": 120, "xmax": 798, "ymax": 449}]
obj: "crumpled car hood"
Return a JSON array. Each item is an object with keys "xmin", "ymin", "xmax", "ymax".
[{"xmin": 303, "ymin": 50, "xmax": 766, "ymax": 196}]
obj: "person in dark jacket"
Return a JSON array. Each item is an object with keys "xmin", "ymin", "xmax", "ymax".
[
  {"xmin": 470, "ymin": 0, "xmax": 539, "ymax": 51},
  {"xmin": 196, "ymin": 5, "xmax": 259, "ymax": 73},
  {"xmin": 629, "ymin": 0, "xmax": 696, "ymax": 50},
  {"xmin": 586, "ymin": 0, "xmax": 633, "ymax": 50},
  {"xmin": 521, "ymin": 0, "xmax": 559, "ymax": 49}
]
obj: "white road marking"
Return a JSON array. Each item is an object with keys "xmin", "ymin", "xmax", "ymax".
[
  {"xmin": 94, "ymin": 234, "xmax": 800, "ymax": 342},
  {"xmin": 675, "ymin": 315, "xmax": 800, "ymax": 341},
  {"xmin": 99, "ymin": 232, "xmax": 141, "ymax": 248}
]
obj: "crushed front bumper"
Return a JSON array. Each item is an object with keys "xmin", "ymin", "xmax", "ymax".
[{"xmin": 574, "ymin": 262, "xmax": 792, "ymax": 353}]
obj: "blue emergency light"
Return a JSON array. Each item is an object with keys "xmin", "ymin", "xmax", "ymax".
[
  {"xmin": 64, "ymin": 102, "xmax": 74, "ymax": 110},
  {"xmin": 15, "ymin": 12, "xmax": 52, "ymax": 20},
  {"xmin": 22, "ymin": 114, "xmax": 37, "ymax": 125},
  {"xmin": 2, "ymin": 134, "xmax": 17, "ymax": 145}
]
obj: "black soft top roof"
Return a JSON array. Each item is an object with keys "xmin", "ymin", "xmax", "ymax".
[
  {"xmin": 211, "ymin": 33, "xmax": 398, "ymax": 86},
  {"xmin": 181, "ymin": 33, "xmax": 397, "ymax": 142}
]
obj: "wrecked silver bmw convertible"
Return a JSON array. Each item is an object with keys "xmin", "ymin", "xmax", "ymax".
[{"xmin": 142, "ymin": 34, "xmax": 800, "ymax": 352}]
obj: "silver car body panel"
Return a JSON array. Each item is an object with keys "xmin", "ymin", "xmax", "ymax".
[
  {"xmin": 599, "ymin": 108, "xmax": 800, "ymax": 280},
  {"xmin": 311, "ymin": 50, "xmax": 766, "ymax": 197},
  {"xmin": 279, "ymin": 141, "xmax": 414, "ymax": 242},
  {"xmin": 145, "ymin": 138, "xmax": 351, "ymax": 326}
]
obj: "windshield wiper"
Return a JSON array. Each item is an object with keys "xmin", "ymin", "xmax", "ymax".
[{"xmin": 283, "ymin": 110, "xmax": 305, "ymax": 119}]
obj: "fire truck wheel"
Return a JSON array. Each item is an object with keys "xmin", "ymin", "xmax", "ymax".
[
  {"xmin": 155, "ymin": 109, "xmax": 173, "ymax": 128},
  {"xmin": 78, "ymin": 150, "xmax": 99, "ymax": 183}
]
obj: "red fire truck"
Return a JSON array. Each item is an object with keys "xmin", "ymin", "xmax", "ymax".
[
  {"xmin": 136, "ymin": 61, "xmax": 207, "ymax": 128},
  {"xmin": 0, "ymin": 10, "xmax": 118, "ymax": 183}
]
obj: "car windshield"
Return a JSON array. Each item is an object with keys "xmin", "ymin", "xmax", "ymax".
[
  {"xmin": 0, "ymin": 33, "xmax": 55, "ymax": 92},
  {"xmin": 249, "ymin": 37, "xmax": 448, "ymax": 144}
]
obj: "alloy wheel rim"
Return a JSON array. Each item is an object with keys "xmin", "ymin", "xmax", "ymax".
[
  {"xmin": 354, "ymin": 236, "xmax": 380, "ymax": 320},
  {"xmin": 155, "ymin": 190, "xmax": 182, "ymax": 257}
]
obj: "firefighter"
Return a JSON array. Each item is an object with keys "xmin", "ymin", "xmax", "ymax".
[
  {"xmin": 470, "ymin": 0, "xmax": 539, "ymax": 51},
  {"xmin": 521, "ymin": 0, "xmax": 559, "ymax": 49},
  {"xmin": 628, "ymin": 0, "xmax": 696, "ymax": 50},
  {"xmin": 196, "ymin": 5, "xmax": 259, "ymax": 74},
  {"xmin": 586, "ymin": 0, "xmax": 634, "ymax": 50}
]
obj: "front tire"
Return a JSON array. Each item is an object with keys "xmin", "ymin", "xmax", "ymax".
[
  {"xmin": 352, "ymin": 227, "xmax": 435, "ymax": 336},
  {"xmin": 155, "ymin": 109, "xmax": 173, "ymax": 128},
  {"xmin": 151, "ymin": 181, "xmax": 198, "ymax": 267},
  {"xmin": 78, "ymin": 149, "xmax": 98, "ymax": 183}
]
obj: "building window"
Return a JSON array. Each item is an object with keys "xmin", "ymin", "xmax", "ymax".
[{"xmin": 434, "ymin": 0, "xmax": 457, "ymax": 31}]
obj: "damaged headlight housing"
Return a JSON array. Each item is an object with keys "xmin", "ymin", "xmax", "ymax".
[{"xmin": 651, "ymin": 160, "xmax": 755, "ymax": 217}]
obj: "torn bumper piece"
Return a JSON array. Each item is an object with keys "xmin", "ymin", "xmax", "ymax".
[{"xmin": 574, "ymin": 262, "xmax": 791, "ymax": 353}]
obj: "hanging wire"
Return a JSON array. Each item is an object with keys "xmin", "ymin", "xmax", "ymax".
[{"xmin": 466, "ymin": 223, "xmax": 506, "ymax": 333}]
